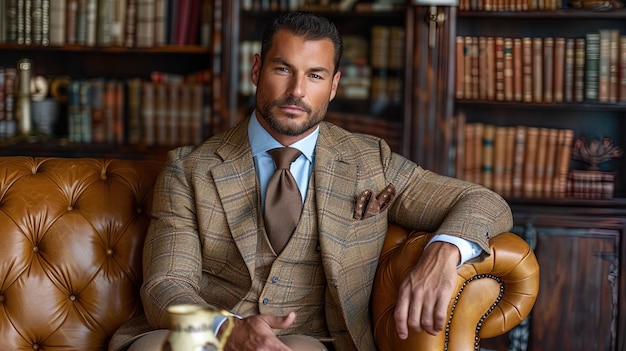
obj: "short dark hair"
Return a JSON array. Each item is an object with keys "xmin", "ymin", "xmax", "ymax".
[{"xmin": 261, "ymin": 11, "xmax": 343, "ymax": 74}]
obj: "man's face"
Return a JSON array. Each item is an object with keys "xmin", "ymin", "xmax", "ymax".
[{"xmin": 251, "ymin": 30, "xmax": 341, "ymax": 143}]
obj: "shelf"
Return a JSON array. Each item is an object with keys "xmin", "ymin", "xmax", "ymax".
[
  {"xmin": 458, "ymin": 8, "xmax": 626, "ymax": 18},
  {"xmin": 0, "ymin": 43, "xmax": 210, "ymax": 54},
  {"xmin": 456, "ymin": 100, "xmax": 626, "ymax": 111},
  {"xmin": 0, "ymin": 139, "xmax": 171, "ymax": 161}
]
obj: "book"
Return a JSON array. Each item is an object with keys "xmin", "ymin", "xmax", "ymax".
[
  {"xmin": 110, "ymin": 0, "xmax": 126, "ymax": 46},
  {"xmin": 608, "ymin": 29, "xmax": 619, "ymax": 103},
  {"xmin": 534, "ymin": 128, "xmax": 549, "ymax": 194},
  {"xmin": 503, "ymin": 126, "xmax": 516, "ymax": 196},
  {"xmin": 585, "ymin": 32, "xmax": 600, "ymax": 102},
  {"xmin": 543, "ymin": 37, "xmax": 554, "ymax": 103},
  {"xmin": 97, "ymin": 0, "xmax": 114, "ymax": 46},
  {"xmin": 523, "ymin": 127, "xmax": 539, "ymax": 196},
  {"xmin": 542, "ymin": 128, "xmax": 559, "ymax": 196},
  {"xmin": 564, "ymin": 38, "xmax": 575, "ymax": 102},
  {"xmin": 532, "ymin": 37, "xmax": 543, "ymax": 103},
  {"xmin": 553, "ymin": 37, "xmax": 565, "ymax": 103},
  {"xmin": 478, "ymin": 36, "xmax": 488, "ymax": 100},
  {"xmin": 574, "ymin": 38, "xmax": 586, "ymax": 102},
  {"xmin": 511, "ymin": 125, "xmax": 526, "ymax": 197},
  {"xmin": 621, "ymin": 36, "xmax": 626, "ymax": 102},
  {"xmin": 598, "ymin": 29, "xmax": 610, "ymax": 102},
  {"xmin": 126, "ymin": 78, "xmax": 142, "ymax": 144},
  {"xmin": 503, "ymin": 37, "xmax": 513, "ymax": 101},
  {"xmin": 522, "ymin": 37, "xmax": 533, "ymax": 102},
  {"xmin": 141, "ymin": 81, "xmax": 155, "ymax": 146},
  {"xmin": 495, "ymin": 37, "xmax": 504, "ymax": 101},
  {"xmin": 482, "ymin": 124, "xmax": 495, "ymax": 189},
  {"xmin": 49, "ymin": 0, "xmax": 66, "ymax": 45},
  {"xmin": 464, "ymin": 36, "xmax": 473, "ymax": 100},
  {"xmin": 492, "ymin": 126, "xmax": 508, "ymax": 194},
  {"xmin": 124, "ymin": 0, "xmax": 137, "ymax": 47},
  {"xmin": 513, "ymin": 38, "xmax": 522, "ymax": 101},
  {"xmin": 486, "ymin": 36, "xmax": 495, "ymax": 100},
  {"xmin": 553, "ymin": 128, "xmax": 575, "ymax": 196},
  {"xmin": 136, "ymin": 0, "xmax": 155, "ymax": 47},
  {"xmin": 455, "ymin": 36, "xmax": 465, "ymax": 99}
]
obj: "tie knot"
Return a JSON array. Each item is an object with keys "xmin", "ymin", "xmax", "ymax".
[{"xmin": 268, "ymin": 147, "xmax": 302, "ymax": 170}]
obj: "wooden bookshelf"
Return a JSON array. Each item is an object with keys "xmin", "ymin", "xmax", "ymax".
[
  {"xmin": 0, "ymin": 0, "xmax": 225, "ymax": 159},
  {"xmin": 453, "ymin": 6, "xmax": 626, "ymax": 351}
]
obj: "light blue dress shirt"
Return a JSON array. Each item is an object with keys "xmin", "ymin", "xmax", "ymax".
[{"xmin": 248, "ymin": 113, "xmax": 481, "ymax": 264}]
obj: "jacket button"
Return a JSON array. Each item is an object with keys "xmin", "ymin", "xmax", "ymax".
[
  {"xmin": 271, "ymin": 276, "xmax": 278, "ymax": 283},
  {"xmin": 262, "ymin": 298, "xmax": 270, "ymax": 305}
]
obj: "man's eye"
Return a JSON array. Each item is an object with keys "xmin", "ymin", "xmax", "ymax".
[
  {"xmin": 310, "ymin": 74, "xmax": 322, "ymax": 80},
  {"xmin": 276, "ymin": 67, "xmax": 289, "ymax": 73}
]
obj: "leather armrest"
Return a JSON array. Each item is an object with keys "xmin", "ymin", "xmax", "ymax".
[{"xmin": 372, "ymin": 223, "xmax": 540, "ymax": 351}]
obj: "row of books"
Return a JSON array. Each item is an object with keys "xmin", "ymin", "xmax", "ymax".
[
  {"xmin": 67, "ymin": 78, "xmax": 213, "ymax": 147},
  {"xmin": 455, "ymin": 116, "xmax": 577, "ymax": 198},
  {"xmin": 455, "ymin": 30, "xmax": 626, "ymax": 104},
  {"xmin": 0, "ymin": 0, "xmax": 213, "ymax": 47},
  {"xmin": 240, "ymin": 0, "xmax": 405, "ymax": 12},
  {"xmin": 459, "ymin": 0, "xmax": 563, "ymax": 11}
]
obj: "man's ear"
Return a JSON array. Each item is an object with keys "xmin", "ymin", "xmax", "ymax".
[
  {"xmin": 329, "ymin": 70, "xmax": 342, "ymax": 101},
  {"xmin": 251, "ymin": 53, "xmax": 262, "ymax": 87}
]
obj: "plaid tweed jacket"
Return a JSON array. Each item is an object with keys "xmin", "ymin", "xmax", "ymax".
[{"xmin": 109, "ymin": 118, "xmax": 512, "ymax": 351}]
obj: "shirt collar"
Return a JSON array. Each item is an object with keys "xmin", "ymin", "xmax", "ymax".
[{"xmin": 248, "ymin": 111, "xmax": 318, "ymax": 163}]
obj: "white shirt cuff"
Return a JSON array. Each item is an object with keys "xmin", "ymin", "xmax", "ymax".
[{"xmin": 428, "ymin": 234, "xmax": 482, "ymax": 267}]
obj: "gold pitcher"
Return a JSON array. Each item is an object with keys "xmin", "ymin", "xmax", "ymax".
[{"xmin": 163, "ymin": 304, "xmax": 234, "ymax": 351}]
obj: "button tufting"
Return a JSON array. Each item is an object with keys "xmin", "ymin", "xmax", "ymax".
[
  {"xmin": 69, "ymin": 295, "xmax": 76, "ymax": 301},
  {"xmin": 33, "ymin": 247, "xmax": 39, "ymax": 253},
  {"xmin": 32, "ymin": 343, "xmax": 39, "ymax": 350},
  {"xmin": 136, "ymin": 208, "xmax": 142, "ymax": 214},
  {"xmin": 100, "ymin": 172, "xmax": 107, "ymax": 180},
  {"xmin": 0, "ymin": 294, "xmax": 4, "ymax": 302},
  {"xmin": 67, "ymin": 206, "xmax": 73, "ymax": 211},
  {"xmin": 106, "ymin": 249, "xmax": 113, "ymax": 256}
]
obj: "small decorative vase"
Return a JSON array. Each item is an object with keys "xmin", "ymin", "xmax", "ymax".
[{"xmin": 163, "ymin": 304, "xmax": 234, "ymax": 351}]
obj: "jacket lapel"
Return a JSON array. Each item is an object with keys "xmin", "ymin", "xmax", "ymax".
[{"xmin": 210, "ymin": 121, "xmax": 261, "ymax": 275}]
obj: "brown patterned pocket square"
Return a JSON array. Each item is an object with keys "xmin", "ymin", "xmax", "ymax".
[{"xmin": 353, "ymin": 183, "xmax": 396, "ymax": 220}]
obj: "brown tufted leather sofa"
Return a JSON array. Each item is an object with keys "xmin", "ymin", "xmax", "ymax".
[{"xmin": 0, "ymin": 156, "xmax": 539, "ymax": 351}]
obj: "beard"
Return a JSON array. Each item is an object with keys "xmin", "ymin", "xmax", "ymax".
[{"xmin": 256, "ymin": 95, "xmax": 329, "ymax": 136}]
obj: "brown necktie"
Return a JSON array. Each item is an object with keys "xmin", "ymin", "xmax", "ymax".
[{"xmin": 264, "ymin": 147, "xmax": 303, "ymax": 254}]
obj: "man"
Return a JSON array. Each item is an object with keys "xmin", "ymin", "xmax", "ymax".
[{"xmin": 110, "ymin": 11, "xmax": 512, "ymax": 351}]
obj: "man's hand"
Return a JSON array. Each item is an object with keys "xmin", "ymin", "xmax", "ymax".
[
  {"xmin": 393, "ymin": 241, "xmax": 460, "ymax": 339},
  {"xmin": 224, "ymin": 312, "xmax": 296, "ymax": 351}
]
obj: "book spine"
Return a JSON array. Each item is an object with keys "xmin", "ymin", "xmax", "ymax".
[
  {"xmin": 523, "ymin": 127, "xmax": 539, "ymax": 196},
  {"xmin": 482, "ymin": 124, "xmax": 495, "ymax": 189},
  {"xmin": 608, "ymin": 29, "xmax": 619, "ymax": 103},
  {"xmin": 504, "ymin": 37, "xmax": 514, "ymax": 101},
  {"xmin": 554, "ymin": 129, "xmax": 574, "ymax": 196},
  {"xmin": 141, "ymin": 81, "xmax": 155, "ymax": 146},
  {"xmin": 512, "ymin": 125, "xmax": 526, "ymax": 197},
  {"xmin": 478, "ymin": 36, "xmax": 488, "ymax": 100},
  {"xmin": 513, "ymin": 38, "xmax": 523, "ymax": 101},
  {"xmin": 553, "ymin": 37, "xmax": 565, "ymax": 103},
  {"xmin": 621, "ymin": 36, "xmax": 626, "ymax": 102},
  {"xmin": 495, "ymin": 37, "xmax": 504, "ymax": 101},
  {"xmin": 522, "ymin": 37, "xmax": 533, "ymax": 102},
  {"xmin": 486, "ymin": 36, "xmax": 495, "ymax": 100},
  {"xmin": 564, "ymin": 38, "xmax": 575, "ymax": 102},
  {"xmin": 543, "ymin": 128, "xmax": 559, "ymax": 196},
  {"xmin": 124, "ymin": 0, "xmax": 137, "ymax": 47},
  {"xmin": 464, "ymin": 36, "xmax": 473, "ymax": 100},
  {"xmin": 455, "ymin": 36, "xmax": 465, "ymax": 99},
  {"xmin": 136, "ymin": 0, "xmax": 155, "ymax": 47},
  {"xmin": 585, "ymin": 32, "xmax": 600, "ymax": 102},
  {"xmin": 543, "ymin": 37, "xmax": 554, "ymax": 103},
  {"xmin": 66, "ymin": 0, "xmax": 78, "ymax": 44},
  {"xmin": 574, "ymin": 38, "xmax": 586, "ymax": 103},
  {"xmin": 598, "ymin": 29, "xmax": 610, "ymax": 103},
  {"xmin": 532, "ymin": 37, "xmax": 543, "ymax": 103}
]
